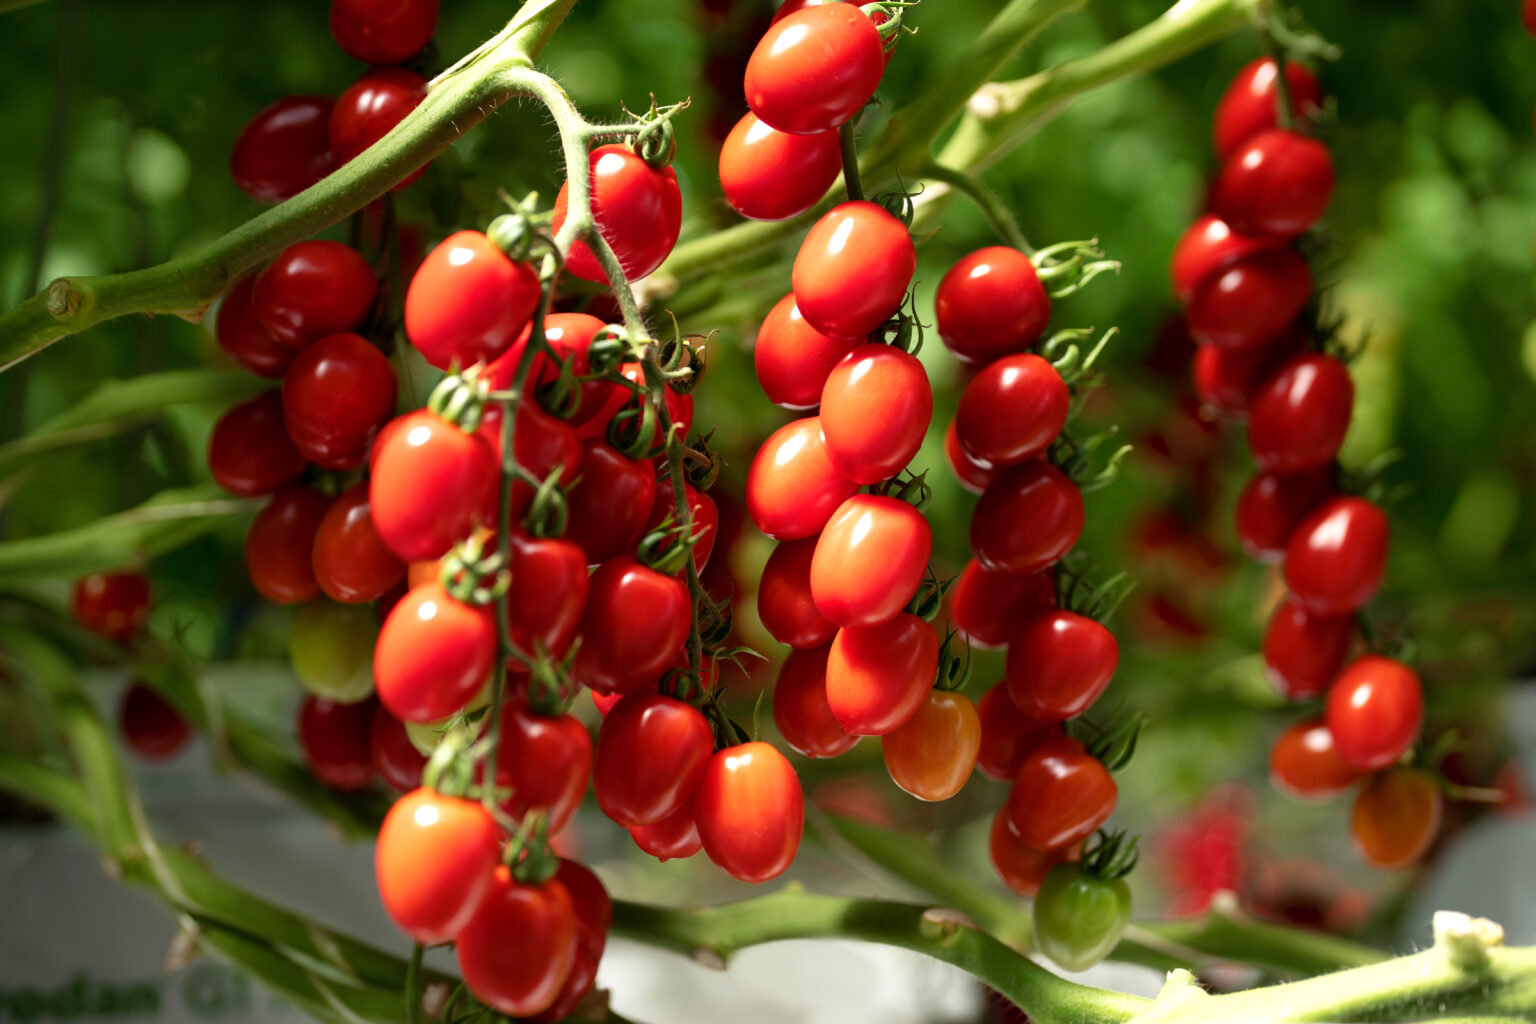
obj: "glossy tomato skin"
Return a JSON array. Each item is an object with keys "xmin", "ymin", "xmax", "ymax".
[
  {"xmin": 479, "ymin": 400, "xmax": 582, "ymax": 526},
  {"xmin": 934, "ymin": 247, "xmax": 1049, "ymax": 364},
  {"xmin": 312, "ymin": 481, "xmax": 405, "ymax": 604},
  {"xmin": 1284, "ymin": 497, "xmax": 1390, "ymax": 615},
  {"xmin": 209, "ymin": 391, "xmax": 307, "ymax": 497},
  {"xmin": 744, "ymin": 5, "xmax": 884, "ymax": 135},
  {"xmin": 1169, "ymin": 214, "xmax": 1281, "ymax": 306},
  {"xmin": 370, "ymin": 411, "xmax": 496, "ymax": 562},
  {"xmin": 297, "ymin": 696, "xmax": 374, "ymax": 791},
  {"xmin": 119, "ymin": 683, "xmax": 190, "ymax": 760},
  {"xmin": 882, "ymin": 690, "xmax": 980, "ymax": 801},
  {"xmin": 246, "ymin": 487, "xmax": 331, "ymax": 604},
  {"xmin": 1248, "ymin": 353, "xmax": 1353, "ymax": 473},
  {"xmin": 528, "ymin": 862, "xmax": 609, "ymax": 1023},
  {"xmin": 758, "ymin": 537, "xmax": 838, "ymax": 649},
  {"xmin": 593, "ymin": 692, "xmax": 713, "ymax": 826},
  {"xmin": 613, "ymin": 362, "xmax": 695, "ymax": 452},
  {"xmin": 505, "ymin": 533, "xmax": 588, "ymax": 658},
  {"xmin": 329, "ymin": 68, "xmax": 427, "ymax": 183},
  {"xmin": 970, "ymin": 460, "xmax": 1084, "ymax": 576},
  {"xmin": 719, "ymin": 112, "xmax": 842, "ymax": 221},
  {"xmin": 1192, "ymin": 325, "xmax": 1304, "ymax": 420},
  {"xmin": 376, "ymin": 788, "xmax": 500, "ymax": 943},
  {"xmin": 990, "ymin": 809, "xmax": 1076, "ymax": 897},
  {"xmin": 572, "ymin": 558, "xmax": 691, "ymax": 695},
  {"xmin": 406, "ymin": 230, "xmax": 540, "ymax": 369},
  {"xmin": 949, "ymin": 560, "xmax": 1054, "ymax": 651},
  {"xmin": 1325, "ymin": 655, "xmax": 1423, "ymax": 771},
  {"xmin": 330, "ymin": 0, "xmax": 438, "ymax": 64},
  {"xmin": 1186, "ymin": 249, "xmax": 1312, "ymax": 350},
  {"xmin": 1033, "ymin": 863, "xmax": 1131, "ymax": 972},
  {"xmin": 754, "ymin": 294, "xmax": 859, "ymax": 410},
  {"xmin": 1214, "ymin": 58, "xmax": 1324, "ymax": 159},
  {"xmin": 491, "ymin": 701, "xmax": 592, "ymax": 834},
  {"xmin": 374, "ymin": 583, "xmax": 497, "ymax": 722},
  {"xmin": 956, "ymin": 354, "xmax": 1068, "ymax": 467},
  {"xmin": 792, "ymin": 202, "xmax": 915, "ymax": 339},
  {"xmin": 1005, "ymin": 611, "xmax": 1119, "ymax": 721},
  {"xmin": 630, "ymin": 803, "xmax": 703, "ymax": 861},
  {"xmin": 487, "ymin": 314, "xmax": 618, "ymax": 438},
  {"xmin": 457, "ymin": 870, "xmax": 578, "ymax": 1018},
  {"xmin": 818, "ymin": 344, "xmax": 932, "ymax": 483},
  {"xmin": 1211, "ymin": 129, "xmax": 1335, "ymax": 238},
  {"xmin": 825, "ymin": 613, "xmax": 939, "ymax": 736},
  {"xmin": 253, "ymin": 241, "xmax": 377, "ymax": 349},
  {"xmin": 1234, "ymin": 466, "xmax": 1332, "ymax": 561},
  {"xmin": 810, "ymin": 495, "xmax": 931, "ymax": 628},
  {"xmin": 369, "ymin": 706, "xmax": 427, "ymax": 791},
  {"xmin": 230, "ymin": 96, "xmax": 334, "ymax": 204},
  {"xmin": 944, "ymin": 420, "xmax": 997, "ymax": 495},
  {"xmin": 746, "ymin": 417, "xmax": 859, "ymax": 540},
  {"xmin": 216, "ymin": 277, "xmax": 295, "ymax": 377},
  {"xmin": 642, "ymin": 482, "xmax": 718, "ymax": 575},
  {"xmin": 1269, "ymin": 718, "xmax": 1362, "ymax": 800},
  {"xmin": 564, "ymin": 444, "xmax": 657, "ymax": 564},
  {"xmin": 772, "ymin": 644, "xmax": 859, "ymax": 758},
  {"xmin": 553, "ymin": 145, "xmax": 682, "ymax": 282},
  {"xmin": 282, "ymin": 332, "xmax": 397, "ymax": 466},
  {"xmin": 1262, "ymin": 598, "xmax": 1352, "ymax": 701},
  {"xmin": 1351, "ymin": 768, "xmax": 1442, "ymax": 870},
  {"xmin": 694, "ymin": 741, "xmax": 805, "ymax": 883},
  {"xmin": 976, "ymin": 684, "xmax": 1061, "ymax": 782},
  {"xmin": 1006, "ymin": 737, "xmax": 1117, "ymax": 852}
]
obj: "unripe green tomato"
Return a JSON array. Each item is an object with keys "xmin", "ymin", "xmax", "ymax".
[
  {"xmin": 1032, "ymin": 862, "xmax": 1131, "ymax": 972},
  {"xmin": 403, "ymin": 681, "xmax": 493, "ymax": 756},
  {"xmin": 288, "ymin": 601, "xmax": 378, "ymax": 703}
]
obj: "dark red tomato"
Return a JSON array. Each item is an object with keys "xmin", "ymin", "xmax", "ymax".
[
  {"xmin": 376, "ymin": 787, "xmax": 500, "ymax": 943},
  {"xmin": 572, "ymin": 558, "xmax": 691, "ymax": 694},
  {"xmin": 976, "ymin": 684, "xmax": 1061, "ymax": 782},
  {"xmin": 1325, "ymin": 655, "xmax": 1423, "ymax": 771},
  {"xmin": 1211, "ymin": 129, "xmax": 1335, "ymax": 238},
  {"xmin": 615, "ymin": 362, "xmax": 695, "ymax": 451},
  {"xmin": 792, "ymin": 202, "xmax": 915, "ymax": 339},
  {"xmin": 1234, "ymin": 466, "xmax": 1332, "ymax": 562},
  {"xmin": 934, "ymin": 246, "xmax": 1050, "ymax": 364},
  {"xmin": 118, "ymin": 682, "xmax": 190, "ymax": 760},
  {"xmin": 970, "ymin": 460, "xmax": 1084, "ymax": 576},
  {"xmin": 818, "ymin": 344, "xmax": 932, "ymax": 484},
  {"xmin": 564, "ymin": 444, "xmax": 658, "ymax": 563},
  {"xmin": 882, "ymin": 690, "xmax": 980, "ymax": 801},
  {"xmin": 949, "ymin": 560, "xmax": 1054, "ymax": 651},
  {"xmin": 1527, "ymin": 0, "xmax": 1536, "ymax": 37},
  {"xmin": 486, "ymin": 314, "xmax": 619, "ymax": 439},
  {"xmin": 593, "ymin": 692, "xmax": 713, "ymax": 826},
  {"xmin": 744, "ymin": 4, "xmax": 884, "ymax": 134},
  {"xmin": 643, "ymin": 481, "xmax": 719, "ymax": 575},
  {"xmin": 505, "ymin": 533, "xmax": 588, "ymax": 658},
  {"xmin": 369, "ymin": 705, "xmax": 426, "ymax": 792},
  {"xmin": 246, "ymin": 486, "xmax": 330, "ymax": 604},
  {"xmin": 1269, "ymin": 718, "xmax": 1362, "ymax": 801},
  {"xmin": 553, "ymin": 145, "xmax": 682, "ymax": 283},
  {"xmin": 773, "ymin": 644, "xmax": 859, "ymax": 758},
  {"xmin": 312, "ymin": 482, "xmax": 405, "ymax": 604},
  {"xmin": 1214, "ymin": 57, "xmax": 1324, "ymax": 159},
  {"xmin": 297, "ymin": 696, "xmax": 374, "ymax": 791},
  {"xmin": 230, "ymin": 96, "xmax": 334, "ymax": 204},
  {"xmin": 1186, "ymin": 249, "xmax": 1312, "ymax": 350},
  {"xmin": 370, "ymin": 410, "xmax": 497, "ymax": 562},
  {"xmin": 758, "ymin": 537, "xmax": 838, "ymax": 649},
  {"xmin": 208, "ymin": 391, "xmax": 307, "ymax": 497},
  {"xmin": 329, "ymin": 67, "xmax": 427, "ymax": 187},
  {"xmin": 1262, "ymin": 598, "xmax": 1352, "ymax": 701},
  {"xmin": 990, "ymin": 809, "xmax": 1078, "ymax": 897},
  {"xmin": 630, "ymin": 803, "xmax": 703, "ymax": 861},
  {"xmin": 1192, "ymin": 323, "xmax": 1304, "ymax": 420},
  {"xmin": 1284, "ymin": 497, "xmax": 1389, "ymax": 615},
  {"xmin": 719, "ymin": 112, "xmax": 842, "ymax": 221},
  {"xmin": 216, "ymin": 277, "xmax": 294, "ymax": 377},
  {"xmin": 944, "ymin": 420, "xmax": 996, "ymax": 495},
  {"xmin": 1005, "ymin": 736, "xmax": 1117, "ymax": 852},
  {"xmin": 530, "ymin": 947, "xmax": 598, "ymax": 1024},
  {"xmin": 955, "ymin": 354, "xmax": 1068, "ymax": 468},
  {"xmin": 694, "ymin": 741, "xmax": 805, "ymax": 883},
  {"xmin": 373, "ymin": 582, "xmax": 497, "ymax": 722},
  {"xmin": 825, "ymin": 613, "xmax": 938, "ymax": 735},
  {"xmin": 1247, "ymin": 353, "xmax": 1353, "ymax": 473},
  {"xmin": 1005, "ymin": 611, "xmax": 1119, "ymax": 721},
  {"xmin": 746, "ymin": 417, "xmax": 860, "ymax": 540},
  {"xmin": 1169, "ymin": 214, "xmax": 1282, "ymax": 306},
  {"xmin": 330, "ymin": 0, "xmax": 439, "ymax": 64},
  {"xmin": 479, "ymin": 400, "xmax": 582, "ymax": 525},
  {"xmin": 282, "ymin": 332, "xmax": 396, "ymax": 466},
  {"xmin": 252, "ymin": 241, "xmax": 377, "ymax": 349},
  {"xmin": 1351, "ymin": 768, "xmax": 1442, "ymax": 870},
  {"xmin": 456, "ymin": 871, "xmax": 578, "ymax": 1018},
  {"xmin": 491, "ymin": 700, "xmax": 592, "ymax": 834},
  {"xmin": 754, "ymin": 293, "xmax": 859, "ymax": 409},
  {"xmin": 810, "ymin": 495, "xmax": 930, "ymax": 628},
  {"xmin": 405, "ymin": 230, "xmax": 540, "ymax": 369},
  {"xmin": 554, "ymin": 858, "xmax": 612, "ymax": 949}
]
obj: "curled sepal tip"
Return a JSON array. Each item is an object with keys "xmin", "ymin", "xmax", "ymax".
[
  {"xmin": 438, "ymin": 532, "xmax": 510, "ymax": 607},
  {"xmin": 1080, "ymin": 829, "xmax": 1140, "ymax": 881},
  {"xmin": 427, "ymin": 371, "xmax": 490, "ymax": 433},
  {"xmin": 1033, "ymin": 238, "xmax": 1120, "ymax": 299}
]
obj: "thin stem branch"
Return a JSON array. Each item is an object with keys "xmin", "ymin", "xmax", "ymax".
[
  {"xmin": 838, "ymin": 122, "xmax": 865, "ymax": 203},
  {"xmin": 917, "ymin": 162, "xmax": 1032, "ymax": 254}
]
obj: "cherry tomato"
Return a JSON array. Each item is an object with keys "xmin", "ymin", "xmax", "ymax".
[
  {"xmin": 253, "ymin": 241, "xmax": 377, "ymax": 349},
  {"xmin": 1247, "ymin": 353, "xmax": 1353, "ymax": 473},
  {"xmin": 377, "ymin": 787, "xmax": 500, "ymax": 942},
  {"xmin": 230, "ymin": 96, "xmax": 334, "ymax": 204},
  {"xmin": 572, "ymin": 557, "xmax": 691, "ymax": 695},
  {"xmin": 564, "ymin": 444, "xmax": 658, "ymax": 563},
  {"xmin": 553, "ymin": 144, "xmax": 682, "ymax": 282},
  {"xmin": 1269, "ymin": 718, "xmax": 1362, "ymax": 801},
  {"xmin": 818, "ymin": 344, "xmax": 932, "ymax": 483},
  {"xmin": 1186, "ymin": 249, "xmax": 1312, "ymax": 350},
  {"xmin": 284, "ymin": 332, "xmax": 396, "ymax": 468},
  {"xmin": 369, "ymin": 706, "xmax": 426, "ymax": 792},
  {"xmin": 490, "ymin": 700, "xmax": 592, "ymax": 834},
  {"xmin": 1033, "ymin": 862, "xmax": 1131, "ymax": 972},
  {"xmin": 208, "ymin": 391, "xmax": 305, "ymax": 497},
  {"xmin": 487, "ymin": 314, "xmax": 619, "ymax": 438},
  {"xmin": 1526, "ymin": 0, "xmax": 1536, "ymax": 38},
  {"xmin": 593, "ymin": 692, "xmax": 713, "ymax": 826},
  {"xmin": 215, "ymin": 276, "xmax": 295, "ymax": 377},
  {"xmin": 1213, "ymin": 57, "xmax": 1324, "ymax": 159},
  {"xmin": 754, "ymin": 293, "xmax": 859, "ymax": 409},
  {"xmin": 1234, "ymin": 466, "xmax": 1332, "ymax": 562},
  {"xmin": 758, "ymin": 537, "xmax": 837, "ymax": 649},
  {"xmin": 527, "ymin": 861, "xmax": 608, "ymax": 1022},
  {"xmin": 746, "ymin": 417, "xmax": 859, "ymax": 540},
  {"xmin": 1325, "ymin": 655, "xmax": 1423, "ymax": 771},
  {"xmin": 297, "ymin": 696, "xmax": 374, "ymax": 791},
  {"xmin": 825, "ymin": 613, "xmax": 938, "ymax": 736},
  {"xmin": 118, "ymin": 682, "xmax": 190, "ymax": 760},
  {"xmin": 1262, "ymin": 598, "xmax": 1352, "ymax": 701},
  {"xmin": 976, "ymin": 684, "xmax": 1061, "ymax": 782},
  {"xmin": 504, "ymin": 533, "xmax": 588, "ymax": 659},
  {"xmin": 773, "ymin": 645, "xmax": 859, "ymax": 758},
  {"xmin": 934, "ymin": 246, "xmax": 1049, "ymax": 364},
  {"xmin": 1005, "ymin": 611, "xmax": 1118, "ymax": 721},
  {"xmin": 792, "ymin": 202, "xmax": 914, "ymax": 339},
  {"xmin": 1283, "ymin": 496, "xmax": 1389, "ymax": 615},
  {"xmin": 990, "ymin": 809, "xmax": 1076, "ymax": 897},
  {"xmin": 288, "ymin": 601, "xmax": 377, "ymax": 702},
  {"xmin": 246, "ymin": 487, "xmax": 331, "ymax": 604},
  {"xmin": 944, "ymin": 420, "xmax": 996, "ymax": 495},
  {"xmin": 1169, "ymin": 214, "xmax": 1282, "ymax": 306},
  {"xmin": 719, "ymin": 112, "xmax": 842, "ymax": 221},
  {"xmin": 329, "ymin": 0, "xmax": 439, "ymax": 64},
  {"xmin": 949, "ymin": 560, "xmax": 1054, "ymax": 651},
  {"xmin": 329, "ymin": 67, "xmax": 427, "ymax": 186},
  {"xmin": 694, "ymin": 741, "xmax": 805, "ymax": 883},
  {"xmin": 745, "ymin": 4, "xmax": 884, "ymax": 134},
  {"xmin": 1192, "ymin": 323, "xmax": 1304, "ymax": 420},
  {"xmin": 311, "ymin": 482, "xmax": 404, "ymax": 604},
  {"xmin": 457, "ymin": 870, "xmax": 577, "ymax": 1017},
  {"xmin": 374, "ymin": 582, "xmax": 497, "ymax": 722},
  {"xmin": 1211, "ymin": 129, "xmax": 1335, "ymax": 238},
  {"xmin": 612, "ymin": 362, "xmax": 695, "ymax": 451},
  {"xmin": 479, "ymin": 400, "xmax": 582, "ymax": 526},
  {"xmin": 1006, "ymin": 737, "xmax": 1116, "ymax": 852},
  {"xmin": 881, "ymin": 690, "xmax": 979, "ymax": 801},
  {"xmin": 640, "ymin": 481, "xmax": 718, "ymax": 576},
  {"xmin": 970, "ymin": 460, "xmax": 1083, "ymax": 576},
  {"xmin": 1351, "ymin": 768, "xmax": 1442, "ymax": 870},
  {"xmin": 72, "ymin": 572, "xmax": 151, "ymax": 641},
  {"xmin": 405, "ymin": 230, "xmax": 541, "ymax": 369},
  {"xmin": 630, "ymin": 803, "xmax": 703, "ymax": 861},
  {"xmin": 956, "ymin": 354, "xmax": 1068, "ymax": 468},
  {"xmin": 370, "ymin": 411, "xmax": 497, "ymax": 562},
  {"xmin": 810, "ymin": 495, "xmax": 930, "ymax": 628}
]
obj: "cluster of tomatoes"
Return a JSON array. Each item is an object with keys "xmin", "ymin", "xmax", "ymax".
[{"xmin": 1171, "ymin": 56, "xmax": 1437, "ymax": 871}]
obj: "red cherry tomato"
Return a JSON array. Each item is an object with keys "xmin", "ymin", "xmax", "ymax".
[
  {"xmin": 297, "ymin": 696, "xmax": 374, "ymax": 791},
  {"xmin": 825, "ymin": 613, "xmax": 938, "ymax": 736},
  {"xmin": 527, "ymin": 862, "xmax": 607, "ymax": 1023},
  {"xmin": 313, "ymin": 481, "xmax": 405, "ymax": 604},
  {"xmin": 1269, "ymin": 718, "xmax": 1362, "ymax": 801},
  {"xmin": 881, "ymin": 690, "xmax": 980, "ymax": 801},
  {"xmin": 487, "ymin": 314, "xmax": 620, "ymax": 439},
  {"xmin": 1169, "ymin": 214, "xmax": 1282, "ymax": 306},
  {"xmin": 553, "ymin": 145, "xmax": 682, "ymax": 282},
  {"xmin": 370, "ymin": 411, "xmax": 497, "ymax": 562},
  {"xmin": 970, "ymin": 460, "xmax": 1083, "ymax": 576},
  {"xmin": 505, "ymin": 533, "xmax": 589, "ymax": 659},
  {"xmin": 253, "ymin": 241, "xmax": 377, "ymax": 349},
  {"xmin": 593, "ymin": 692, "xmax": 713, "ymax": 827},
  {"xmin": 990, "ymin": 809, "xmax": 1077, "ymax": 897},
  {"xmin": 369, "ymin": 706, "xmax": 426, "ymax": 792},
  {"xmin": 208, "ymin": 391, "xmax": 307, "ymax": 497},
  {"xmin": 230, "ymin": 96, "xmax": 334, "ymax": 204},
  {"xmin": 1262, "ymin": 598, "xmax": 1352, "ymax": 701},
  {"xmin": 1186, "ymin": 248, "xmax": 1311, "ymax": 350},
  {"xmin": 374, "ymin": 582, "xmax": 497, "ymax": 722},
  {"xmin": 1192, "ymin": 323, "xmax": 1304, "ymax": 419},
  {"xmin": 457, "ymin": 870, "xmax": 578, "ymax": 1018},
  {"xmin": 1351, "ymin": 768, "xmax": 1442, "ymax": 870},
  {"xmin": 949, "ymin": 560, "xmax": 1054, "ymax": 651},
  {"xmin": 810, "ymin": 495, "xmax": 930, "ymax": 628},
  {"xmin": 1247, "ymin": 353, "xmax": 1353, "ymax": 473},
  {"xmin": 976, "ymin": 684, "xmax": 1061, "ymax": 782},
  {"xmin": 491, "ymin": 700, "xmax": 592, "ymax": 834},
  {"xmin": 1526, "ymin": 0, "xmax": 1536, "ymax": 37},
  {"xmin": 956, "ymin": 354, "xmax": 1068, "ymax": 468},
  {"xmin": 694, "ymin": 741, "xmax": 805, "ymax": 883},
  {"xmin": 642, "ymin": 481, "xmax": 718, "ymax": 575},
  {"xmin": 1211, "ymin": 129, "xmax": 1335, "ymax": 238},
  {"xmin": 329, "ymin": 67, "xmax": 427, "ymax": 186},
  {"xmin": 746, "ymin": 417, "xmax": 859, "ymax": 540},
  {"xmin": 1006, "ymin": 736, "xmax": 1117, "ymax": 852},
  {"xmin": 934, "ymin": 247, "xmax": 1050, "ymax": 364},
  {"xmin": 1284, "ymin": 496, "xmax": 1390, "ymax": 616},
  {"xmin": 282, "ymin": 332, "xmax": 396, "ymax": 466},
  {"xmin": 630, "ymin": 803, "xmax": 703, "ymax": 861},
  {"xmin": 479, "ymin": 400, "xmax": 582, "ymax": 526},
  {"xmin": 792, "ymin": 202, "xmax": 914, "ymax": 339},
  {"xmin": 744, "ymin": 4, "xmax": 883, "ymax": 134},
  {"xmin": 754, "ymin": 294, "xmax": 859, "ymax": 409},
  {"xmin": 572, "ymin": 557, "xmax": 691, "ymax": 695},
  {"xmin": 719, "ymin": 112, "xmax": 842, "ymax": 221},
  {"xmin": 758, "ymin": 537, "xmax": 837, "ymax": 649},
  {"xmin": 772, "ymin": 644, "xmax": 859, "ymax": 758},
  {"xmin": 216, "ymin": 277, "xmax": 294, "ymax": 377},
  {"xmin": 1234, "ymin": 466, "xmax": 1332, "ymax": 562},
  {"xmin": 818, "ymin": 344, "xmax": 932, "ymax": 484},
  {"xmin": 944, "ymin": 420, "xmax": 996, "ymax": 495},
  {"xmin": 246, "ymin": 487, "xmax": 330, "ymax": 604},
  {"xmin": 329, "ymin": 0, "xmax": 439, "ymax": 64},
  {"xmin": 564, "ymin": 444, "xmax": 658, "ymax": 563},
  {"xmin": 612, "ymin": 362, "xmax": 695, "ymax": 452},
  {"xmin": 1005, "ymin": 611, "xmax": 1118, "ymax": 721},
  {"xmin": 376, "ymin": 787, "xmax": 500, "ymax": 943},
  {"xmin": 1214, "ymin": 57, "xmax": 1324, "ymax": 159},
  {"xmin": 118, "ymin": 682, "xmax": 190, "ymax": 760},
  {"xmin": 406, "ymin": 230, "xmax": 540, "ymax": 369},
  {"xmin": 1325, "ymin": 655, "xmax": 1423, "ymax": 771}
]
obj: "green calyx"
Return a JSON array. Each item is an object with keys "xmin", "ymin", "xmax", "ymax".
[
  {"xmin": 1079, "ymin": 829, "xmax": 1141, "ymax": 882},
  {"xmin": 426, "ymin": 371, "xmax": 490, "ymax": 433}
]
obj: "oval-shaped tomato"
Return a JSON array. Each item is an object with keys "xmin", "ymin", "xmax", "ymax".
[
  {"xmin": 490, "ymin": 700, "xmax": 591, "ymax": 835},
  {"xmin": 944, "ymin": 420, "xmax": 997, "ymax": 495},
  {"xmin": 572, "ymin": 558, "xmax": 690, "ymax": 695},
  {"xmin": 593, "ymin": 692, "xmax": 713, "ymax": 826},
  {"xmin": 330, "ymin": 0, "xmax": 438, "ymax": 64},
  {"xmin": 1269, "ymin": 718, "xmax": 1362, "ymax": 801},
  {"xmin": 1211, "ymin": 129, "xmax": 1335, "ymax": 238},
  {"xmin": 1186, "ymin": 249, "xmax": 1312, "ymax": 351},
  {"xmin": 810, "ymin": 495, "xmax": 931, "ymax": 628},
  {"xmin": 370, "ymin": 411, "xmax": 497, "ymax": 562},
  {"xmin": 118, "ymin": 683, "xmax": 190, "ymax": 761},
  {"xmin": 1033, "ymin": 862, "xmax": 1131, "ymax": 972},
  {"xmin": 312, "ymin": 481, "xmax": 404, "ymax": 604},
  {"xmin": 934, "ymin": 246, "xmax": 1049, "ymax": 364},
  {"xmin": 1191, "ymin": 322, "xmax": 1304, "ymax": 420},
  {"xmin": 479, "ymin": 400, "xmax": 582, "ymax": 526},
  {"xmin": 289, "ymin": 601, "xmax": 378, "ymax": 702},
  {"xmin": 694, "ymin": 741, "xmax": 805, "ymax": 883},
  {"xmin": 563, "ymin": 444, "xmax": 658, "ymax": 564},
  {"xmin": 754, "ymin": 294, "xmax": 859, "ymax": 409},
  {"xmin": 282, "ymin": 332, "xmax": 396, "ymax": 467},
  {"xmin": 990, "ymin": 809, "xmax": 1076, "ymax": 897},
  {"xmin": 758, "ymin": 537, "xmax": 838, "ymax": 649},
  {"xmin": 642, "ymin": 481, "xmax": 718, "ymax": 576},
  {"xmin": 1351, "ymin": 768, "xmax": 1442, "ymax": 870},
  {"xmin": 1284, "ymin": 496, "xmax": 1389, "ymax": 615},
  {"xmin": 376, "ymin": 787, "xmax": 500, "ymax": 945},
  {"xmin": 553, "ymin": 144, "xmax": 682, "ymax": 282},
  {"xmin": 246, "ymin": 486, "xmax": 331, "ymax": 604},
  {"xmin": 956, "ymin": 353, "xmax": 1068, "ymax": 468},
  {"xmin": 1325, "ymin": 655, "xmax": 1423, "ymax": 771},
  {"xmin": 504, "ymin": 533, "xmax": 588, "ymax": 659},
  {"xmin": 825, "ymin": 613, "xmax": 938, "ymax": 736},
  {"xmin": 970, "ymin": 460, "xmax": 1083, "ymax": 576},
  {"xmin": 1234, "ymin": 465, "xmax": 1332, "ymax": 562},
  {"xmin": 216, "ymin": 276, "xmax": 295, "ymax": 377},
  {"xmin": 329, "ymin": 67, "xmax": 427, "ymax": 185},
  {"xmin": 746, "ymin": 417, "xmax": 860, "ymax": 540},
  {"xmin": 744, "ymin": 4, "xmax": 884, "ymax": 135},
  {"xmin": 72, "ymin": 572, "xmax": 151, "ymax": 641},
  {"xmin": 1262, "ymin": 598, "xmax": 1352, "ymax": 701},
  {"xmin": 719, "ymin": 112, "xmax": 842, "ymax": 221},
  {"xmin": 253, "ymin": 241, "xmax": 377, "ymax": 349},
  {"xmin": 457, "ymin": 870, "xmax": 578, "ymax": 1018},
  {"xmin": 528, "ymin": 861, "xmax": 607, "ymax": 1024},
  {"xmin": 1005, "ymin": 611, "xmax": 1118, "ymax": 721},
  {"xmin": 630, "ymin": 803, "xmax": 703, "ymax": 861},
  {"xmin": 818, "ymin": 344, "xmax": 932, "ymax": 483},
  {"xmin": 487, "ymin": 313, "xmax": 621, "ymax": 439},
  {"xmin": 374, "ymin": 582, "xmax": 497, "ymax": 722},
  {"xmin": 792, "ymin": 202, "xmax": 915, "ymax": 340},
  {"xmin": 1169, "ymin": 214, "xmax": 1282, "ymax": 306},
  {"xmin": 949, "ymin": 560, "xmax": 1055, "ymax": 651},
  {"xmin": 772, "ymin": 644, "xmax": 859, "ymax": 758},
  {"xmin": 406, "ymin": 230, "xmax": 540, "ymax": 369},
  {"xmin": 369, "ymin": 705, "xmax": 427, "ymax": 792},
  {"xmin": 209, "ymin": 391, "xmax": 306, "ymax": 497},
  {"xmin": 976, "ymin": 684, "xmax": 1061, "ymax": 782},
  {"xmin": 1248, "ymin": 353, "xmax": 1353, "ymax": 473},
  {"xmin": 1213, "ymin": 57, "xmax": 1324, "ymax": 159},
  {"xmin": 881, "ymin": 690, "xmax": 980, "ymax": 801},
  {"xmin": 297, "ymin": 696, "xmax": 374, "ymax": 791},
  {"xmin": 230, "ymin": 95, "xmax": 334, "ymax": 204},
  {"xmin": 1006, "ymin": 737, "xmax": 1116, "ymax": 852}
]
